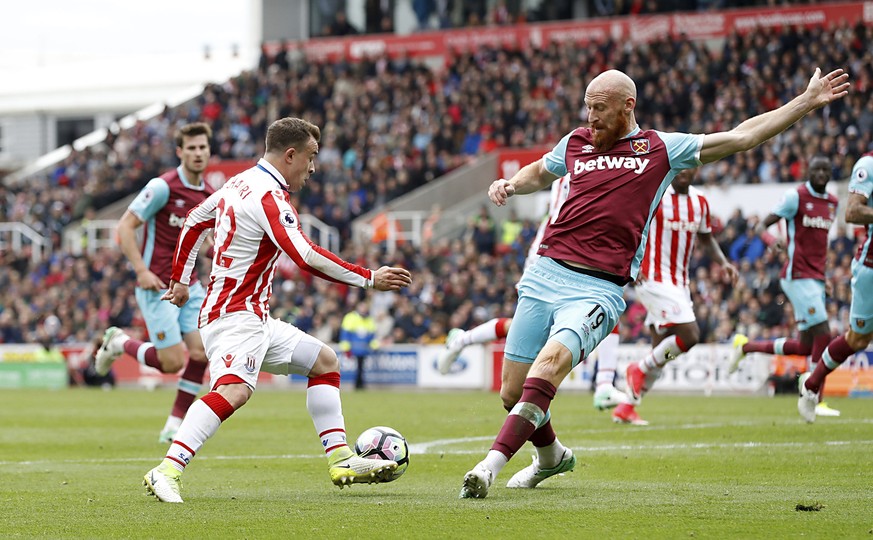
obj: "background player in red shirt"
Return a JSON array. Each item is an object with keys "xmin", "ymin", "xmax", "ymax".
[{"xmin": 618, "ymin": 168, "xmax": 738, "ymax": 426}]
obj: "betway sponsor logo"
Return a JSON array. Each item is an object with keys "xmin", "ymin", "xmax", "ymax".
[
  {"xmin": 802, "ymin": 215, "xmax": 833, "ymax": 230},
  {"xmin": 574, "ymin": 156, "xmax": 651, "ymax": 175}
]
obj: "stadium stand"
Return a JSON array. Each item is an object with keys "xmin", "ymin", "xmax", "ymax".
[{"xmin": 0, "ymin": 12, "xmax": 867, "ymax": 357}]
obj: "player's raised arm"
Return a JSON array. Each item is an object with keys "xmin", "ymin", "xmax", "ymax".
[
  {"xmin": 699, "ymin": 68, "xmax": 850, "ymax": 164},
  {"xmin": 489, "ymin": 158, "xmax": 559, "ymax": 207}
]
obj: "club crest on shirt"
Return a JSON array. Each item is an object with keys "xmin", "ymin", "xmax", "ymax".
[
  {"xmin": 281, "ymin": 210, "xmax": 296, "ymax": 227},
  {"xmin": 630, "ymin": 138, "xmax": 650, "ymax": 154},
  {"xmin": 808, "ymin": 307, "xmax": 816, "ymax": 315},
  {"xmin": 156, "ymin": 331, "xmax": 166, "ymax": 341}
]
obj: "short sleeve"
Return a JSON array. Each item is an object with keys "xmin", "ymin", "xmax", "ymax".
[
  {"xmin": 656, "ymin": 131, "xmax": 704, "ymax": 170},
  {"xmin": 542, "ymin": 132, "xmax": 572, "ymax": 177},
  {"xmin": 128, "ymin": 178, "xmax": 170, "ymax": 221},
  {"xmin": 771, "ymin": 189, "xmax": 799, "ymax": 220},
  {"xmin": 849, "ymin": 155, "xmax": 873, "ymax": 199}
]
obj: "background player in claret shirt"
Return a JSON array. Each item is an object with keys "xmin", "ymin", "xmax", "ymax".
[
  {"xmin": 143, "ymin": 117, "xmax": 413, "ymax": 503},
  {"xmin": 439, "ymin": 175, "xmax": 630, "ymax": 411},
  {"xmin": 728, "ymin": 155, "xmax": 840, "ymax": 417},
  {"xmin": 94, "ymin": 122, "xmax": 214, "ymax": 443},
  {"xmin": 616, "ymin": 168, "xmax": 738, "ymax": 426},
  {"xmin": 797, "ymin": 150, "xmax": 873, "ymax": 423},
  {"xmin": 459, "ymin": 67, "xmax": 849, "ymax": 499}
]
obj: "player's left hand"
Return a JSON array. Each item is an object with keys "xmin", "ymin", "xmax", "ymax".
[
  {"xmin": 722, "ymin": 262, "xmax": 739, "ymax": 285},
  {"xmin": 804, "ymin": 68, "xmax": 850, "ymax": 110},
  {"xmin": 161, "ymin": 280, "xmax": 190, "ymax": 306}
]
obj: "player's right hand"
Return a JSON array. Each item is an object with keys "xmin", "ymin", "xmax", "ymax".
[
  {"xmin": 137, "ymin": 269, "xmax": 167, "ymax": 291},
  {"xmin": 488, "ymin": 178, "xmax": 515, "ymax": 207},
  {"xmin": 371, "ymin": 266, "xmax": 412, "ymax": 291}
]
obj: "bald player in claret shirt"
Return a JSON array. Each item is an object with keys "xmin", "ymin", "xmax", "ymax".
[{"xmin": 459, "ymin": 67, "xmax": 850, "ymax": 499}]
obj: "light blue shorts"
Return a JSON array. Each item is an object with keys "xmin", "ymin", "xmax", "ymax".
[
  {"xmin": 780, "ymin": 278, "xmax": 827, "ymax": 331},
  {"xmin": 135, "ymin": 281, "xmax": 206, "ymax": 349},
  {"xmin": 504, "ymin": 257, "xmax": 626, "ymax": 367},
  {"xmin": 850, "ymin": 260, "xmax": 873, "ymax": 334}
]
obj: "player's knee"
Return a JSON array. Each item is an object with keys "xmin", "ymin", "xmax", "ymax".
[
  {"xmin": 159, "ymin": 352, "xmax": 185, "ymax": 373},
  {"xmin": 214, "ymin": 383, "xmax": 251, "ymax": 409},
  {"xmin": 678, "ymin": 325, "xmax": 700, "ymax": 349},
  {"xmin": 499, "ymin": 383, "xmax": 522, "ymax": 409},
  {"xmin": 188, "ymin": 347, "xmax": 208, "ymax": 364},
  {"xmin": 310, "ymin": 346, "xmax": 339, "ymax": 376},
  {"xmin": 847, "ymin": 330, "xmax": 872, "ymax": 350}
]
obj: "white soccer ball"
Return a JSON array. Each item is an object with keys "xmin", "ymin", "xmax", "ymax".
[{"xmin": 354, "ymin": 426, "xmax": 409, "ymax": 482}]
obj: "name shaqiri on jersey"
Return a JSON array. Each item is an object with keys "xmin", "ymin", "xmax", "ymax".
[
  {"xmin": 784, "ymin": 184, "xmax": 837, "ymax": 280},
  {"xmin": 538, "ymin": 128, "xmax": 672, "ymax": 279}
]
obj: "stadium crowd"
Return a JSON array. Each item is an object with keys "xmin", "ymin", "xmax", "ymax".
[
  {"xmin": 0, "ymin": 21, "xmax": 869, "ymax": 352},
  {"xmin": 0, "ymin": 209, "xmax": 862, "ymax": 352}
]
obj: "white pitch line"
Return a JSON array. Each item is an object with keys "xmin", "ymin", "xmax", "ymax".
[
  {"xmin": 3, "ymin": 418, "xmax": 872, "ymax": 467},
  {"xmin": 3, "ymin": 438, "xmax": 872, "ymax": 468}
]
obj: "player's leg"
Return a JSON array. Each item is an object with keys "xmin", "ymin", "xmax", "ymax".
[
  {"xmin": 592, "ymin": 325, "xmax": 631, "ymax": 410},
  {"xmin": 144, "ymin": 313, "xmax": 261, "ymax": 502},
  {"xmin": 439, "ymin": 317, "xmax": 512, "ymax": 375},
  {"xmin": 157, "ymin": 331, "xmax": 208, "ymax": 443},
  {"xmin": 461, "ymin": 263, "xmax": 624, "ymax": 498},
  {"xmin": 96, "ymin": 288, "xmax": 186, "ymax": 375},
  {"xmin": 801, "ymin": 322, "xmax": 840, "ymax": 416},
  {"xmin": 626, "ymin": 281, "xmax": 694, "ymax": 400},
  {"xmin": 730, "ymin": 279, "xmax": 824, "ymax": 373},
  {"xmin": 158, "ymin": 284, "xmax": 210, "ymax": 443},
  {"xmin": 800, "ymin": 269, "xmax": 873, "ymax": 422},
  {"xmin": 499, "ymin": 355, "xmax": 572, "ymax": 489},
  {"xmin": 260, "ymin": 319, "xmax": 396, "ymax": 487}
]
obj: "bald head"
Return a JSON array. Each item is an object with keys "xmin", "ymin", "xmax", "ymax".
[
  {"xmin": 585, "ymin": 70, "xmax": 638, "ymax": 151},
  {"xmin": 587, "ymin": 70, "xmax": 637, "ymax": 101}
]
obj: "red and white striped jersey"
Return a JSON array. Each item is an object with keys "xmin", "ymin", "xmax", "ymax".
[
  {"xmin": 171, "ymin": 159, "xmax": 373, "ymax": 327},
  {"xmin": 525, "ymin": 174, "xmax": 571, "ymax": 267},
  {"xmin": 639, "ymin": 185, "xmax": 711, "ymax": 288}
]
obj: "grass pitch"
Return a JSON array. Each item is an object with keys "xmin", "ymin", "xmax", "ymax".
[{"xmin": 1, "ymin": 387, "xmax": 871, "ymax": 539}]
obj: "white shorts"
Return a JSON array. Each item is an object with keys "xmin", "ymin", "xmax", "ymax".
[
  {"xmin": 199, "ymin": 312, "xmax": 323, "ymax": 390},
  {"xmin": 635, "ymin": 279, "xmax": 695, "ymax": 331}
]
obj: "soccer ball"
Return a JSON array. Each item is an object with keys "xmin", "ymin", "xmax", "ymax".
[{"xmin": 354, "ymin": 426, "xmax": 409, "ymax": 482}]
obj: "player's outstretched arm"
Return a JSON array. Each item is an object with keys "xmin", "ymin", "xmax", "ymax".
[
  {"xmin": 699, "ymin": 68, "xmax": 850, "ymax": 164},
  {"xmin": 370, "ymin": 266, "xmax": 413, "ymax": 291},
  {"xmin": 489, "ymin": 159, "xmax": 559, "ymax": 207}
]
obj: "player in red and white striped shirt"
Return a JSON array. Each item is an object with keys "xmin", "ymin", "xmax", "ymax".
[
  {"xmin": 142, "ymin": 117, "xmax": 412, "ymax": 503},
  {"xmin": 615, "ymin": 168, "xmax": 738, "ymax": 425}
]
